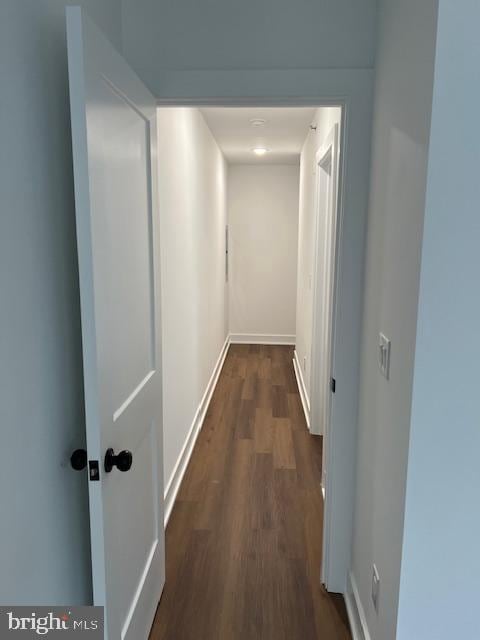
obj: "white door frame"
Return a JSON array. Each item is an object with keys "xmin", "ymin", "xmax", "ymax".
[
  {"xmin": 157, "ymin": 73, "xmax": 373, "ymax": 594},
  {"xmin": 309, "ymin": 124, "xmax": 342, "ymax": 586}
]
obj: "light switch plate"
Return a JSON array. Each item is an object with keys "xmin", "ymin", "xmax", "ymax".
[{"xmin": 378, "ymin": 333, "xmax": 391, "ymax": 379}]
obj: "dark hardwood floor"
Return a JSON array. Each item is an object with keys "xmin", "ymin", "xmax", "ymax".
[{"xmin": 150, "ymin": 344, "xmax": 351, "ymax": 640}]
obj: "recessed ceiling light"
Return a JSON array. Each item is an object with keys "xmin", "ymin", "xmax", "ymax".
[
  {"xmin": 250, "ymin": 118, "xmax": 266, "ymax": 127},
  {"xmin": 253, "ymin": 147, "xmax": 268, "ymax": 156}
]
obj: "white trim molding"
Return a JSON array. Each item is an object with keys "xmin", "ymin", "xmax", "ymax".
[
  {"xmin": 292, "ymin": 350, "xmax": 310, "ymax": 430},
  {"xmin": 163, "ymin": 336, "xmax": 230, "ymax": 526},
  {"xmin": 344, "ymin": 571, "xmax": 372, "ymax": 640},
  {"xmin": 229, "ymin": 333, "xmax": 295, "ymax": 345},
  {"xmin": 153, "ymin": 68, "xmax": 373, "ymax": 105}
]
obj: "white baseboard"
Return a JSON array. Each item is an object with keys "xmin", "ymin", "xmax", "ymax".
[
  {"xmin": 163, "ymin": 336, "xmax": 230, "ymax": 526},
  {"xmin": 229, "ymin": 333, "xmax": 295, "ymax": 345},
  {"xmin": 345, "ymin": 571, "xmax": 372, "ymax": 640},
  {"xmin": 292, "ymin": 350, "xmax": 310, "ymax": 430}
]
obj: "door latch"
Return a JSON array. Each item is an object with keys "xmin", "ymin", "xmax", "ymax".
[
  {"xmin": 71, "ymin": 449, "xmax": 100, "ymax": 481},
  {"xmin": 89, "ymin": 460, "xmax": 100, "ymax": 481}
]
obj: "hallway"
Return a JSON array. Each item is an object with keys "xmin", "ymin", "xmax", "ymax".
[{"xmin": 150, "ymin": 344, "xmax": 351, "ymax": 640}]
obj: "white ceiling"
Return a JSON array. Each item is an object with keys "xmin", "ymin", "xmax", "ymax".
[{"xmin": 199, "ymin": 107, "xmax": 317, "ymax": 165}]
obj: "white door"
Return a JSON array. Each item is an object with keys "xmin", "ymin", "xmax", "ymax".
[
  {"xmin": 66, "ymin": 8, "xmax": 164, "ymax": 639},
  {"xmin": 309, "ymin": 124, "xmax": 341, "ymax": 586},
  {"xmin": 316, "ymin": 124, "xmax": 340, "ymax": 494},
  {"xmin": 310, "ymin": 123, "xmax": 340, "ymax": 440}
]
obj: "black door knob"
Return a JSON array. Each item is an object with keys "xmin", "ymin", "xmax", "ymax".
[
  {"xmin": 71, "ymin": 448, "xmax": 87, "ymax": 471},
  {"xmin": 104, "ymin": 448, "xmax": 133, "ymax": 473}
]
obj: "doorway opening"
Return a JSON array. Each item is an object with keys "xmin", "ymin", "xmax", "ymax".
[
  {"xmin": 153, "ymin": 103, "xmax": 347, "ymax": 638},
  {"xmin": 157, "ymin": 104, "xmax": 344, "ymax": 582}
]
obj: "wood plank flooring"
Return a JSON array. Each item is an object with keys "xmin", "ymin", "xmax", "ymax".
[{"xmin": 150, "ymin": 344, "xmax": 351, "ymax": 640}]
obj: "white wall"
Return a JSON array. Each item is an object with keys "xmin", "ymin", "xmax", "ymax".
[
  {"xmin": 0, "ymin": 0, "xmax": 123, "ymax": 605},
  {"xmin": 295, "ymin": 107, "xmax": 341, "ymax": 399},
  {"xmin": 350, "ymin": 1, "xmax": 438, "ymax": 638},
  {"xmin": 121, "ymin": 0, "xmax": 377, "ymax": 95},
  {"xmin": 396, "ymin": 2, "xmax": 480, "ymax": 637},
  {"xmin": 228, "ymin": 165, "xmax": 299, "ymax": 340},
  {"xmin": 156, "ymin": 108, "xmax": 228, "ymax": 489}
]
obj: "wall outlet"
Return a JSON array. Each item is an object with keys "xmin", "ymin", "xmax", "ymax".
[
  {"xmin": 372, "ymin": 564, "xmax": 380, "ymax": 612},
  {"xmin": 378, "ymin": 333, "xmax": 391, "ymax": 379}
]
